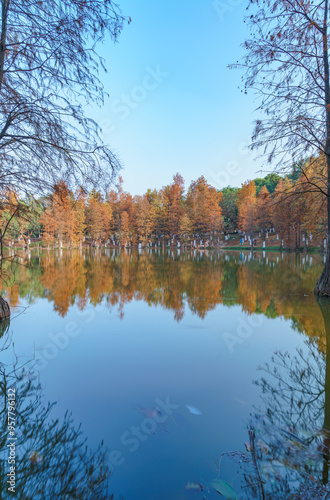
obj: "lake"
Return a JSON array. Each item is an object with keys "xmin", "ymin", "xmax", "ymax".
[{"xmin": 0, "ymin": 249, "xmax": 329, "ymax": 499}]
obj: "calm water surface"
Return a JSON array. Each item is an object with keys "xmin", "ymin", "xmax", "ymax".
[{"xmin": 0, "ymin": 249, "xmax": 328, "ymax": 499}]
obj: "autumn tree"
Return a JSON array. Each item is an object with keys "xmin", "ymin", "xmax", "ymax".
[
  {"xmin": 296, "ymin": 156, "xmax": 328, "ymax": 245},
  {"xmin": 168, "ymin": 173, "xmax": 185, "ymax": 240},
  {"xmin": 42, "ymin": 215, "xmax": 55, "ymax": 250},
  {"xmin": 291, "ymin": 182, "xmax": 309, "ymax": 249},
  {"xmin": 73, "ymin": 188, "xmax": 87, "ymax": 245},
  {"xmin": 256, "ymin": 185, "xmax": 271, "ymax": 243},
  {"xmin": 237, "ymin": 180, "xmax": 257, "ymax": 244},
  {"xmin": 179, "ymin": 213, "xmax": 193, "ymax": 248},
  {"xmin": 107, "ymin": 177, "xmax": 135, "ymax": 245},
  {"xmin": 120, "ymin": 211, "xmax": 130, "ymax": 246},
  {"xmin": 186, "ymin": 176, "xmax": 222, "ymax": 245},
  {"xmin": 149, "ymin": 188, "xmax": 170, "ymax": 248},
  {"xmin": 134, "ymin": 194, "xmax": 156, "ymax": 246},
  {"xmin": 271, "ymin": 179, "xmax": 291, "ymax": 247},
  {"xmin": 0, "ymin": 0, "xmax": 129, "ymax": 314},
  {"xmin": 107, "ymin": 181, "xmax": 120, "ymax": 240},
  {"xmin": 235, "ymin": 0, "xmax": 330, "ymax": 294},
  {"xmin": 52, "ymin": 182, "xmax": 75, "ymax": 248},
  {"xmin": 0, "ymin": 0, "xmax": 127, "ymax": 197},
  {"xmin": 40, "ymin": 181, "xmax": 87, "ymax": 248},
  {"xmin": 86, "ymin": 191, "xmax": 112, "ymax": 244},
  {"xmin": 271, "ymin": 170, "xmax": 320, "ymax": 249},
  {"xmin": 118, "ymin": 191, "xmax": 135, "ymax": 246}
]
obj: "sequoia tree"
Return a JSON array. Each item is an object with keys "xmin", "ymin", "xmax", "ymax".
[
  {"xmin": 0, "ymin": 0, "xmax": 128, "ymax": 195},
  {"xmin": 235, "ymin": 0, "xmax": 330, "ymax": 295}
]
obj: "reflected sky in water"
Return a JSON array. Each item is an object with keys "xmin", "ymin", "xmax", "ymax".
[{"xmin": 0, "ymin": 249, "xmax": 327, "ymax": 499}]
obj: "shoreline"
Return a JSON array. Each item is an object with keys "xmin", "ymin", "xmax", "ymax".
[
  {"xmin": 1, "ymin": 244, "xmax": 325, "ymax": 254},
  {"xmin": 221, "ymin": 245, "xmax": 322, "ymax": 253}
]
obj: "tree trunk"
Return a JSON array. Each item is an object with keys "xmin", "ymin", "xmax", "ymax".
[
  {"xmin": 315, "ymin": 2, "xmax": 330, "ymax": 295},
  {"xmin": 295, "ymin": 225, "xmax": 299, "ymax": 251},
  {"xmin": 315, "ymin": 152, "xmax": 330, "ymax": 295},
  {"xmin": 0, "ymin": 0, "xmax": 9, "ymax": 92},
  {"xmin": 0, "ymin": 296, "xmax": 10, "ymax": 320},
  {"xmin": 316, "ymin": 297, "xmax": 330, "ymax": 483}
]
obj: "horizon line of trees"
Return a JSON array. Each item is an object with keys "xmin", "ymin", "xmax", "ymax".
[{"xmin": 0, "ymin": 156, "xmax": 327, "ymax": 250}]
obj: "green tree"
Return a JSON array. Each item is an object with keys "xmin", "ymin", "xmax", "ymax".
[
  {"xmin": 254, "ymin": 173, "xmax": 282, "ymax": 195},
  {"xmin": 219, "ymin": 187, "xmax": 239, "ymax": 233}
]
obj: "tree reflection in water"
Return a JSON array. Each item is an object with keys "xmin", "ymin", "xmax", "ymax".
[
  {"xmin": 0, "ymin": 250, "xmax": 325, "ymax": 327},
  {"xmin": 0, "ymin": 339, "xmax": 115, "ymax": 499},
  {"xmin": 1, "ymin": 249, "xmax": 329, "ymax": 498},
  {"xmin": 214, "ymin": 297, "xmax": 330, "ymax": 499}
]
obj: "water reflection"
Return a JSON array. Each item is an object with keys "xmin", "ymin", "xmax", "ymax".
[
  {"xmin": 0, "ymin": 250, "xmax": 325, "ymax": 334},
  {"xmin": 214, "ymin": 296, "xmax": 330, "ymax": 499},
  {"xmin": 1, "ymin": 249, "xmax": 329, "ymax": 499},
  {"xmin": 0, "ymin": 353, "xmax": 114, "ymax": 499}
]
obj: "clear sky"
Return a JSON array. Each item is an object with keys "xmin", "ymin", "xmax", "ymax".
[{"xmin": 93, "ymin": 0, "xmax": 266, "ymax": 195}]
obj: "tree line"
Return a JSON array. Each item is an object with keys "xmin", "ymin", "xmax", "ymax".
[
  {"xmin": 223, "ymin": 156, "xmax": 327, "ymax": 250},
  {"xmin": 0, "ymin": 156, "xmax": 327, "ymax": 250}
]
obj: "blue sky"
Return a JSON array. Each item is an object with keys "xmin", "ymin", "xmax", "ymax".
[{"xmin": 92, "ymin": 0, "xmax": 265, "ymax": 195}]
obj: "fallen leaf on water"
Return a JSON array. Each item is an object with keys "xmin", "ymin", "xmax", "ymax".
[
  {"xmin": 185, "ymin": 405, "xmax": 202, "ymax": 415},
  {"xmin": 211, "ymin": 479, "xmax": 238, "ymax": 499}
]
